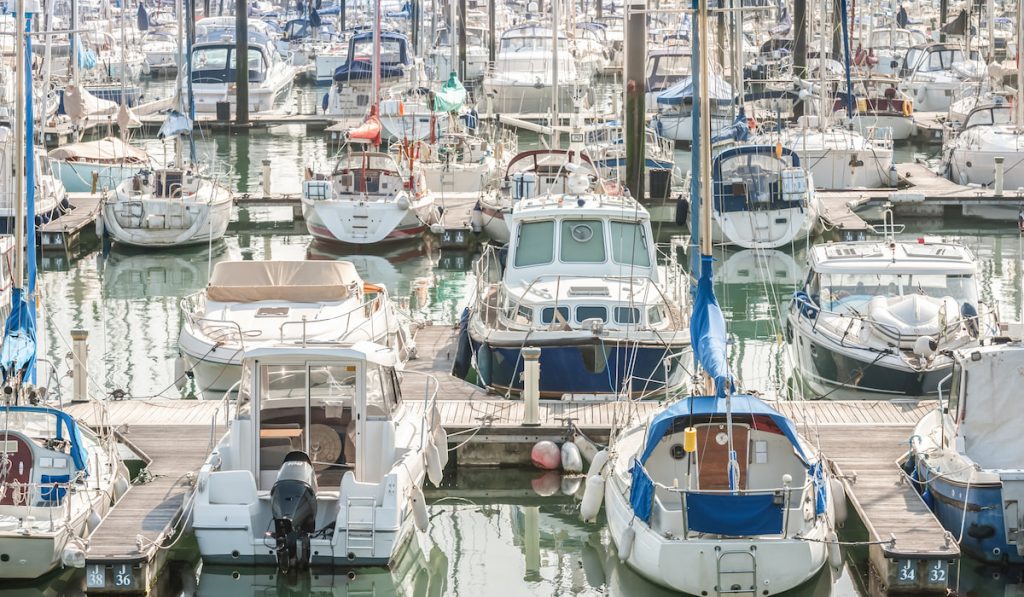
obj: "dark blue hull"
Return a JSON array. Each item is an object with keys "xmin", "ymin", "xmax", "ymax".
[
  {"xmin": 914, "ymin": 457, "xmax": 1018, "ymax": 565},
  {"xmin": 0, "ymin": 202, "xmax": 68, "ymax": 235},
  {"xmin": 465, "ymin": 327, "xmax": 687, "ymax": 397}
]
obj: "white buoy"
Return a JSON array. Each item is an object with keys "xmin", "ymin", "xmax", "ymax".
[
  {"xmin": 587, "ymin": 449, "xmax": 609, "ymax": 477},
  {"xmin": 561, "ymin": 441, "xmax": 583, "ymax": 473},
  {"xmin": 827, "ymin": 530, "xmax": 843, "ymax": 571},
  {"xmin": 831, "ymin": 478, "xmax": 848, "ymax": 525},
  {"xmin": 174, "ymin": 356, "xmax": 187, "ymax": 391},
  {"xmin": 425, "ymin": 440, "xmax": 443, "ymax": 487},
  {"xmin": 94, "ymin": 212, "xmax": 104, "ymax": 238},
  {"xmin": 87, "ymin": 510, "xmax": 102, "ymax": 532},
  {"xmin": 574, "ymin": 434, "xmax": 599, "ymax": 465},
  {"xmin": 531, "ymin": 440, "xmax": 561, "ymax": 470},
  {"xmin": 411, "ymin": 485, "xmax": 429, "ymax": 532},
  {"xmin": 617, "ymin": 525, "xmax": 635, "ymax": 562},
  {"xmin": 580, "ymin": 475, "xmax": 605, "ymax": 522},
  {"xmin": 61, "ymin": 544, "xmax": 86, "ymax": 568}
]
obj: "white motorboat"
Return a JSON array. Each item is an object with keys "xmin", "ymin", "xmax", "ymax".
[
  {"xmin": 460, "ymin": 165, "xmax": 690, "ymax": 398},
  {"xmin": 864, "ymin": 28, "xmax": 928, "ymax": 76},
  {"xmin": 786, "ymin": 232, "xmax": 998, "ymax": 398},
  {"xmin": 481, "ymin": 25, "xmax": 590, "ymax": 114},
  {"xmin": 0, "ymin": 406, "xmax": 130, "ymax": 579},
  {"xmin": 99, "ymin": 167, "xmax": 233, "ymax": 248},
  {"xmin": 302, "ymin": 149, "xmax": 439, "ymax": 246},
  {"xmin": 178, "ymin": 260, "xmax": 414, "ymax": 394},
  {"xmin": 48, "ymin": 136, "xmax": 152, "ymax": 194},
  {"xmin": 141, "ymin": 30, "xmax": 179, "ymax": 73},
  {"xmin": 324, "ymin": 31, "xmax": 423, "ymax": 118},
  {"xmin": 426, "ymin": 27, "xmax": 490, "ymax": 81},
  {"xmin": 190, "ymin": 18, "xmax": 297, "ymax": 114},
  {"xmin": 411, "ymin": 130, "xmax": 510, "ymax": 195},
  {"xmin": 192, "ymin": 343, "xmax": 446, "ymax": 569},
  {"xmin": 651, "ymin": 72, "xmax": 735, "ymax": 143},
  {"xmin": 0, "ymin": 128, "xmax": 67, "ymax": 233},
  {"xmin": 899, "ymin": 43, "xmax": 986, "ymax": 113}
]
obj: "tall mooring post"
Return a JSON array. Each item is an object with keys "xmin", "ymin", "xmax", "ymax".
[
  {"xmin": 623, "ymin": 0, "xmax": 646, "ymax": 200},
  {"xmin": 458, "ymin": 0, "xmax": 468, "ymax": 80},
  {"xmin": 488, "ymin": 0, "xmax": 496, "ymax": 62},
  {"xmin": 793, "ymin": 0, "xmax": 807, "ymax": 116},
  {"xmin": 235, "ymin": 0, "xmax": 250, "ymax": 125}
]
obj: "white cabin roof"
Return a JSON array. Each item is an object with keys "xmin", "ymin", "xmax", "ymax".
[
  {"xmin": 808, "ymin": 241, "xmax": 977, "ymax": 275},
  {"xmin": 512, "ymin": 193, "xmax": 650, "ymax": 222},
  {"xmin": 241, "ymin": 342, "xmax": 398, "ymax": 368}
]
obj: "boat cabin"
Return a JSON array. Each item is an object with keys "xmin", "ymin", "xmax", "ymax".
[
  {"xmin": 191, "ymin": 41, "xmax": 274, "ymax": 85},
  {"xmin": 646, "ymin": 51, "xmax": 691, "ymax": 96},
  {"xmin": 333, "ymin": 31, "xmax": 412, "ymax": 84},
  {"xmin": 0, "ymin": 407, "xmax": 89, "ymax": 508},
  {"xmin": 713, "ymin": 145, "xmax": 808, "ymax": 213},
  {"xmin": 962, "ymin": 104, "xmax": 1013, "ymax": 130}
]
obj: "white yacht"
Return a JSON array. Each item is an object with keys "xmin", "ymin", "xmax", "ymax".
[
  {"xmin": 99, "ymin": 167, "xmax": 234, "ymax": 248},
  {"xmin": 0, "ymin": 406, "xmax": 130, "ymax": 579},
  {"xmin": 786, "ymin": 234, "xmax": 997, "ymax": 398},
  {"xmin": 302, "ymin": 150, "xmax": 439, "ymax": 246},
  {"xmin": 179, "ymin": 260, "xmax": 413, "ymax": 395},
  {"xmin": 426, "ymin": 27, "xmax": 489, "ymax": 81},
  {"xmin": 651, "ymin": 73, "xmax": 735, "ymax": 143},
  {"xmin": 324, "ymin": 31, "xmax": 422, "ymax": 119},
  {"xmin": 898, "ymin": 43, "xmax": 985, "ymax": 113},
  {"xmin": 192, "ymin": 343, "xmax": 446, "ymax": 569},
  {"xmin": 946, "ymin": 107, "xmax": 1024, "ymax": 220},
  {"xmin": 190, "ymin": 18, "xmax": 297, "ymax": 114},
  {"xmin": 482, "ymin": 25, "xmax": 590, "ymax": 114}
]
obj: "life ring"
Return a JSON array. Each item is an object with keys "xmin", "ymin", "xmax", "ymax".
[{"xmin": 901, "ymin": 99, "xmax": 913, "ymax": 118}]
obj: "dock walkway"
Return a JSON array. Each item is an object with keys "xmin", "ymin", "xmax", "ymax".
[{"xmin": 64, "ymin": 325, "xmax": 955, "ymax": 594}]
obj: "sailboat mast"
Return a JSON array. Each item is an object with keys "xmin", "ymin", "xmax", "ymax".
[
  {"xmin": 14, "ymin": 0, "xmax": 25, "ymax": 290},
  {"xmin": 698, "ymin": 0, "xmax": 712, "ymax": 259},
  {"xmin": 1017, "ymin": 0, "xmax": 1023, "ymax": 128},
  {"xmin": 817, "ymin": 0, "xmax": 827, "ymax": 126},
  {"xmin": 372, "ymin": 0, "xmax": 381, "ymax": 113},
  {"xmin": 550, "ymin": 0, "xmax": 560, "ymax": 145}
]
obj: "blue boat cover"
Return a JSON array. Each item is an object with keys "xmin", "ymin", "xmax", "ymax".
[
  {"xmin": 710, "ymin": 109, "xmax": 751, "ymax": 144},
  {"xmin": 657, "ymin": 73, "xmax": 734, "ymax": 106},
  {"xmin": 1, "ymin": 406, "xmax": 89, "ymax": 474},
  {"xmin": 689, "ymin": 255, "xmax": 732, "ymax": 396},
  {"xmin": 433, "ymin": 72, "xmax": 466, "ymax": 113},
  {"xmin": 137, "ymin": 3, "xmax": 150, "ymax": 31},
  {"xmin": 333, "ymin": 31, "xmax": 411, "ymax": 82},
  {"xmin": 686, "ymin": 492, "xmax": 784, "ymax": 535}
]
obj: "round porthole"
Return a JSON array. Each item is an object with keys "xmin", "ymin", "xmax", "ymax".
[
  {"xmin": 966, "ymin": 161, "xmax": 973, "ymax": 168},
  {"xmin": 570, "ymin": 224, "xmax": 593, "ymax": 242},
  {"xmin": 670, "ymin": 444, "xmax": 686, "ymax": 460}
]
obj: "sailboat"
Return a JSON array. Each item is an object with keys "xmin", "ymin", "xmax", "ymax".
[
  {"xmin": 99, "ymin": 0, "xmax": 234, "ymax": 249},
  {"xmin": 0, "ymin": 8, "xmax": 128, "ymax": 579},
  {"xmin": 596, "ymin": 5, "xmax": 837, "ymax": 592}
]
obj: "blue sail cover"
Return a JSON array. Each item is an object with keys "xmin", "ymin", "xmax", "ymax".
[
  {"xmin": 137, "ymin": 2, "xmax": 150, "ymax": 31},
  {"xmin": 657, "ymin": 72, "xmax": 734, "ymax": 106},
  {"xmin": 333, "ymin": 31, "xmax": 411, "ymax": 81},
  {"xmin": 710, "ymin": 108, "xmax": 751, "ymax": 144},
  {"xmin": 689, "ymin": 255, "xmax": 732, "ymax": 396},
  {"xmin": 1, "ymin": 406, "xmax": 89, "ymax": 473},
  {"xmin": 1, "ymin": 289, "xmax": 36, "ymax": 381}
]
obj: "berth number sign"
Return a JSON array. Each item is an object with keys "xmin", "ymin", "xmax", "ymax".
[{"xmin": 86, "ymin": 565, "xmax": 106, "ymax": 588}]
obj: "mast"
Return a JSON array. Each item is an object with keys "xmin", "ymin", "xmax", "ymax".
[
  {"xmin": 550, "ymin": 0, "xmax": 560, "ymax": 145},
  {"xmin": 1017, "ymin": 0, "xmax": 1023, "ymax": 128},
  {"xmin": 817, "ymin": 0, "xmax": 827, "ymax": 129},
  {"xmin": 372, "ymin": 0, "xmax": 381, "ymax": 114},
  {"xmin": 14, "ymin": 0, "xmax": 26, "ymax": 290}
]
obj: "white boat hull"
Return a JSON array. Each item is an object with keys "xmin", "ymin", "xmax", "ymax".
[
  {"xmin": 192, "ymin": 69, "xmax": 296, "ymax": 113},
  {"xmin": 482, "ymin": 79, "xmax": 587, "ymax": 114},
  {"xmin": 948, "ymin": 148, "xmax": 1024, "ymax": 193},
  {"xmin": 302, "ymin": 194, "xmax": 437, "ymax": 245},
  {"xmin": 712, "ymin": 203, "xmax": 818, "ymax": 249},
  {"xmin": 101, "ymin": 189, "xmax": 233, "ymax": 248},
  {"xmin": 653, "ymin": 113, "xmax": 735, "ymax": 143},
  {"xmin": 850, "ymin": 114, "xmax": 916, "ymax": 141}
]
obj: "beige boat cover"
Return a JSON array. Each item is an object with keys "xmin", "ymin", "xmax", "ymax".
[
  {"xmin": 206, "ymin": 260, "xmax": 361, "ymax": 302},
  {"xmin": 48, "ymin": 136, "xmax": 150, "ymax": 164}
]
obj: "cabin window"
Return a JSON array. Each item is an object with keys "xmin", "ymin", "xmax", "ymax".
[
  {"xmin": 576, "ymin": 305, "xmax": 608, "ymax": 323},
  {"xmin": 366, "ymin": 366, "xmax": 392, "ymax": 415},
  {"xmin": 388, "ymin": 369, "xmax": 402, "ymax": 409},
  {"xmin": 648, "ymin": 306, "xmax": 663, "ymax": 325},
  {"xmin": 609, "ymin": 221, "xmax": 651, "ymax": 267},
  {"xmin": 947, "ymin": 362, "xmax": 963, "ymax": 422},
  {"xmin": 560, "ymin": 220, "xmax": 606, "ymax": 263},
  {"xmin": 514, "ymin": 221, "xmax": 555, "ymax": 267},
  {"xmin": 194, "ymin": 47, "xmax": 230, "ymax": 70},
  {"xmin": 515, "ymin": 305, "xmax": 533, "ymax": 324},
  {"xmin": 541, "ymin": 306, "xmax": 570, "ymax": 324},
  {"xmin": 615, "ymin": 307, "xmax": 640, "ymax": 324}
]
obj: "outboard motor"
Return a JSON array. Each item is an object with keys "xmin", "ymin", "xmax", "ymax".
[{"xmin": 271, "ymin": 451, "xmax": 319, "ymax": 573}]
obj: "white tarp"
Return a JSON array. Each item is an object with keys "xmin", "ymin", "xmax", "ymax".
[
  {"xmin": 959, "ymin": 344, "xmax": 1024, "ymax": 470},
  {"xmin": 206, "ymin": 260, "xmax": 362, "ymax": 303},
  {"xmin": 48, "ymin": 136, "xmax": 150, "ymax": 164}
]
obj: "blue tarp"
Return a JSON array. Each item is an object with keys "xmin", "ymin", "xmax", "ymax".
[
  {"xmin": 629, "ymin": 460, "xmax": 656, "ymax": 522},
  {"xmin": 137, "ymin": 3, "xmax": 150, "ymax": 31},
  {"xmin": 689, "ymin": 255, "xmax": 732, "ymax": 397},
  {"xmin": 1, "ymin": 406, "xmax": 89, "ymax": 474},
  {"xmin": 686, "ymin": 492, "xmax": 785, "ymax": 535},
  {"xmin": 1, "ymin": 289, "xmax": 36, "ymax": 382},
  {"xmin": 710, "ymin": 108, "xmax": 751, "ymax": 144},
  {"xmin": 333, "ymin": 31, "xmax": 412, "ymax": 81},
  {"xmin": 657, "ymin": 73, "xmax": 734, "ymax": 106}
]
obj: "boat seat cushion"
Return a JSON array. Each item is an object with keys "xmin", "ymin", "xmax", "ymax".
[{"xmin": 208, "ymin": 470, "xmax": 258, "ymax": 505}]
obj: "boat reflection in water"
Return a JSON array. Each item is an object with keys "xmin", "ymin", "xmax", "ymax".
[{"xmin": 197, "ymin": 532, "xmax": 448, "ymax": 597}]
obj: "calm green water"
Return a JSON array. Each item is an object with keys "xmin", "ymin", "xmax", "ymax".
[{"xmin": 23, "ymin": 81, "xmax": 1024, "ymax": 595}]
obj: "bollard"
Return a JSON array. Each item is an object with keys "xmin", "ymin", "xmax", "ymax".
[
  {"xmin": 522, "ymin": 347, "xmax": 541, "ymax": 426},
  {"xmin": 261, "ymin": 159, "xmax": 272, "ymax": 198},
  {"xmin": 90, "ymin": 171, "xmax": 99, "ymax": 194},
  {"xmin": 70, "ymin": 329, "xmax": 88, "ymax": 403},
  {"xmin": 995, "ymin": 156, "xmax": 1005, "ymax": 196}
]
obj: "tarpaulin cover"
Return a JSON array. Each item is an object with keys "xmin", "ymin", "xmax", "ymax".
[
  {"xmin": 1, "ymin": 406, "xmax": 89, "ymax": 474},
  {"xmin": 137, "ymin": 2, "xmax": 150, "ymax": 31},
  {"xmin": 348, "ymin": 114, "xmax": 382, "ymax": 146},
  {"xmin": 49, "ymin": 137, "xmax": 149, "ymax": 164},
  {"xmin": 689, "ymin": 255, "xmax": 732, "ymax": 396},
  {"xmin": 433, "ymin": 72, "xmax": 466, "ymax": 113},
  {"xmin": 710, "ymin": 109, "xmax": 751, "ymax": 144},
  {"xmin": 685, "ymin": 492, "xmax": 784, "ymax": 535},
  {"xmin": 333, "ymin": 59, "xmax": 407, "ymax": 81},
  {"xmin": 206, "ymin": 260, "xmax": 360, "ymax": 303},
  {"xmin": 657, "ymin": 73, "xmax": 734, "ymax": 106},
  {"xmin": 629, "ymin": 460, "xmax": 656, "ymax": 522},
  {"xmin": 1, "ymin": 288, "xmax": 36, "ymax": 384}
]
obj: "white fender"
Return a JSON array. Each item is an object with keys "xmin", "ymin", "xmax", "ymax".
[
  {"xmin": 580, "ymin": 475, "xmax": 605, "ymax": 522},
  {"xmin": 827, "ymin": 530, "xmax": 843, "ymax": 571},
  {"xmin": 617, "ymin": 525, "xmax": 635, "ymax": 562},
  {"xmin": 95, "ymin": 212, "xmax": 105, "ymax": 238},
  {"xmin": 174, "ymin": 356, "xmax": 187, "ymax": 391},
  {"xmin": 561, "ymin": 476, "xmax": 582, "ymax": 496},
  {"xmin": 574, "ymin": 434, "xmax": 599, "ymax": 465},
  {"xmin": 411, "ymin": 485, "xmax": 429, "ymax": 533},
  {"xmin": 830, "ymin": 478, "xmax": 848, "ymax": 525},
  {"xmin": 431, "ymin": 407, "xmax": 449, "ymax": 469},
  {"xmin": 87, "ymin": 510, "xmax": 102, "ymax": 532},
  {"xmin": 61, "ymin": 544, "xmax": 86, "ymax": 568},
  {"xmin": 113, "ymin": 476, "xmax": 130, "ymax": 498},
  {"xmin": 561, "ymin": 441, "xmax": 583, "ymax": 474},
  {"xmin": 587, "ymin": 449, "xmax": 609, "ymax": 478},
  {"xmin": 425, "ymin": 440, "xmax": 443, "ymax": 487}
]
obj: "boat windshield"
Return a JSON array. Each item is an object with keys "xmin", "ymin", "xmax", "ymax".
[
  {"xmin": 963, "ymin": 106, "xmax": 1013, "ymax": 129},
  {"xmin": 352, "ymin": 39, "xmax": 406, "ymax": 63},
  {"xmin": 812, "ymin": 272, "xmax": 978, "ymax": 309},
  {"xmin": 500, "ymin": 35, "xmax": 565, "ymax": 53},
  {"xmin": 648, "ymin": 54, "xmax": 690, "ymax": 78},
  {"xmin": 719, "ymin": 152, "xmax": 790, "ymax": 180},
  {"xmin": 513, "ymin": 218, "xmax": 652, "ymax": 269}
]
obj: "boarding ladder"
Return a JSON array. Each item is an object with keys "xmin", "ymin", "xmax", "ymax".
[
  {"xmin": 345, "ymin": 496, "xmax": 378, "ymax": 559},
  {"xmin": 716, "ymin": 548, "xmax": 757, "ymax": 596}
]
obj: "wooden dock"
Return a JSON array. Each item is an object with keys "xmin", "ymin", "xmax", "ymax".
[{"xmin": 40, "ymin": 193, "xmax": 102, "ymax": 255}]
